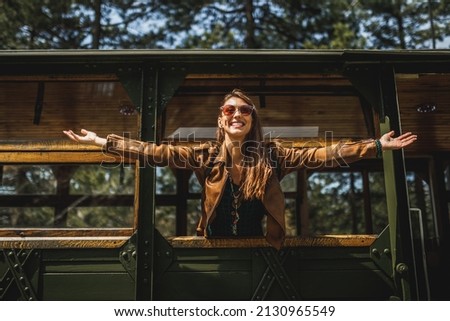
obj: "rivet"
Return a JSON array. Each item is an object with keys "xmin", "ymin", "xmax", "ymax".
[{"xmin": 396, "ymin": 263, "xmax": 408, "ymax": 275}]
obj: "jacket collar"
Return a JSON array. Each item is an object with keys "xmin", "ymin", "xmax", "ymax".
[{"xmin": 211, "ymin": 142, "xmax": 229, "ymax": 165}]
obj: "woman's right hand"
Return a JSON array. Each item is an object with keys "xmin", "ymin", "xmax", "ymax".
[{"xmin": 63, "ymin": 129, "xmax": 106, "ymax": 146}]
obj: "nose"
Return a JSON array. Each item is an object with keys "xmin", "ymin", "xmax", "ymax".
[{"xmin": 233, "ymin": 108, "xmax": 242, "ymax": 116}]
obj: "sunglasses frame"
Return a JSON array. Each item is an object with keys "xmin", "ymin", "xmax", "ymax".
[{"xmin": 220, "ymin": 104, "xmax": 255, "ymax": 117}]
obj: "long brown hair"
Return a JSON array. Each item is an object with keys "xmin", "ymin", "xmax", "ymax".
[{"xmin": 216, "ymin": 89, "xmax": 272, "ymax": 200}]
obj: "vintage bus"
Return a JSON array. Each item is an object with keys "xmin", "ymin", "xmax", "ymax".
[{"xmin": 0, "ymin": 49, "xmax": 449, "ymax": 300}]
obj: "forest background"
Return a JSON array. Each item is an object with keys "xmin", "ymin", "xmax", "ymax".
[{"xmin": 1, "ymin": 0, "xmax": 449, "ymax": 50}]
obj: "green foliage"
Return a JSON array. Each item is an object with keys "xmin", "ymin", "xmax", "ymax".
[
  {"xmin": 1, "ymin": 0, "xmax": 447, "ymax": 49},
  {"xmin": 155, "ymin": 167, "xmax": 176, "ymax": 194},
  {"xmin": 0, "ymin": 165, "xmax": 134, "ymax": 228},
  {"xmin": 359, "ymin": 0, "xmax": 449, "ymax": 49},
  {"xmin": 307, "ymin": 171, "xmax": 387, "ymax": 234}
]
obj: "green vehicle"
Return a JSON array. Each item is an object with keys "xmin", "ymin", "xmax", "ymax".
[{"xmin": 0, "ymin": 49, "xmax": 449, "ymax": 300}]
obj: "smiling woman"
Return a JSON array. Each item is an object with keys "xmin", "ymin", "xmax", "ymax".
[{"xmin": 63, "ymin": 88, "xmax": 416, "ymax": 249}]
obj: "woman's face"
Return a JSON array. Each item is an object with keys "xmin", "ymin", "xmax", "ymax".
[{"xmin": 218, "ymin": 97, "xmax": 254, "ymax": 142}]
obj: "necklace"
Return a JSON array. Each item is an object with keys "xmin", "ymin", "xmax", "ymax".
[{"xmin": 229, "ymin": 173, "xmax": 241, "ymax": 235}]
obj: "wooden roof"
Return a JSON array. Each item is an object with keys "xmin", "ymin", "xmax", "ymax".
[{"xmin": 0, "ymin": 50, "xmax": 449, "ymax": 155}]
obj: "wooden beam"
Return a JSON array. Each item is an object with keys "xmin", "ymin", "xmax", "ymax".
[{"xmin": 169, "ymin": 235, "xmax": 377, "ymax": 248}]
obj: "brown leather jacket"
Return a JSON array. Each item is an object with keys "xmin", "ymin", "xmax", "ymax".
[{"xmin": 105, "ymin": 134, "xmax": 377, "ymax": 249}]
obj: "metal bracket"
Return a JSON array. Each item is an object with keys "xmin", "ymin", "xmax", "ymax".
[
  {"xmin": 33, "ymin": 82, "xmax": 45, "ymax": 125},
  {"xmin": 343, "ymin": 63, "xmax": 385, "ymax": 119},
  {"xmin": 153, "ymin": 228, "xmax": 174, "ymax": 279},
  {"xmin": 252, "ymin": 248, "xmax": 300, "ymax": 300},
  {"xmin": 117, "ymin": 65, "xmax": 144, "ymax": 112},
  {"xmin": 119, "ymin": 233, "xmax": 137, "ymax": 281},
  {"xmin": 370, "ymin": 225, "xmax": 393, "ymax": 278},
  {"xmin": 1, "ymin": 249, "xmax": 39, "ymax": 300},
  {"xmin": 158, "ymin": 65, "xmax": 187, "ymax": 113}
]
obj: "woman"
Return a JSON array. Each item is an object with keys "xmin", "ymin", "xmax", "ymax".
[{"xmin": 63, "ymin": 89, "xmax": 417, "ymax": 249}]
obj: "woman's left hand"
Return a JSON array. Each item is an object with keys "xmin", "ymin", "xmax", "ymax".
[{"xmin": 379, "ymin": 131, "xmax": 417, "ymax": 150}]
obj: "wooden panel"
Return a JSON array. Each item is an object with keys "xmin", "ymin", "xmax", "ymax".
[
  {"xmin": 169, "ymin": 235, "xmax": 376, "ymax": 248},
  {"xmin": 0, "ymin": 80, "xmax": 138, "ymax": 141},
  {"xmin": 397, "ymin": 73, "xmax": 450, "ymax": 153},
  {"xmin": 0, "ymin": 237, "xmax": 129, "ymax": 249},
  {"xmin": 0, "ymin": 228, "xmax": 133, "ymax": 248},
  {"xmin": 2, "ymin": 72, "xmax": 449, "ymax": 155},
  {"xmin": 164, "ymin": 75, "xmax": 368, "ymax": 141}
]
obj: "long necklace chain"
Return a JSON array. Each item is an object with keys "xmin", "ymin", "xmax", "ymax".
[{"xmin": 229, "ymin": 174, "xmax": 241, "ymax": 235}]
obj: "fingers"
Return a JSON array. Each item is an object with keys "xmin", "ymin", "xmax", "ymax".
[
  {"xmin": 63, "ymin": 130, "xmax": 78, "ymax": 142},
  {"xmin": 396, "ymin": 131, "xmax": 413, "ymax": 139},
  {"xmin": 401, "ymin": 134, "xmax": 417, "ymax": 147},
  {"xmin": 63, "ymin": 129, "xmax": 88, "ymax": 143},
  {"xmin": 396, "ymin": 132, "xmax": 417, "ymax": 145}
]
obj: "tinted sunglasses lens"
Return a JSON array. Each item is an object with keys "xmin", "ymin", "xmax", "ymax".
[
  {"xmin": 240, "ymin": 105, "xmax": 253, "ymax": 115},
  {"xmin": 221, "ymin": 105, "xmax": 253, "ymax": 116},
  {"xmin": 222, "ymin": 105, "xmax": 236, "ymax": 116}
]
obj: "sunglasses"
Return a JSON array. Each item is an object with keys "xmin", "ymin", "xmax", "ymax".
[{"xmin": 220, "ymin": 104, "xmax": 255, "ymax": 116}]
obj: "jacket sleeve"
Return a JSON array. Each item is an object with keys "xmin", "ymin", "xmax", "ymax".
[
  {"xmin": 104, "ymin": 134, "xmax": 210, "ymax": 171},
  {"xmin": 275, "ymin": 139, "xmax": 377, "ymax": 176}
]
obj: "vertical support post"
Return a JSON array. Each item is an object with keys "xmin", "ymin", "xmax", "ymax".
[
  {"xmin": 379, "ymin": 65, "xmax": 417, "ymax": 300},
  {"xmin": 176, "ymin": 169, "xmax": 189, "ymax": 235},
  {"xmin": 135, "ymin": 65, "xmax": 158, "ymax": 300}
]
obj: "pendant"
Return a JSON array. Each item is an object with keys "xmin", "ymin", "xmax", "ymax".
[
  {"xmin": 231, "ymin": 210, "xmax": 240, "ymax": 222},
  {"xmin": 231, "ymin": 210, "xmax": 240, "ymax": 235}
]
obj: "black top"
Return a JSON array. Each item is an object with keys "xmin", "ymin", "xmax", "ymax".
[{"xmin": 207, "ymin": 178, "xmax": 266, "ymax": 237}]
